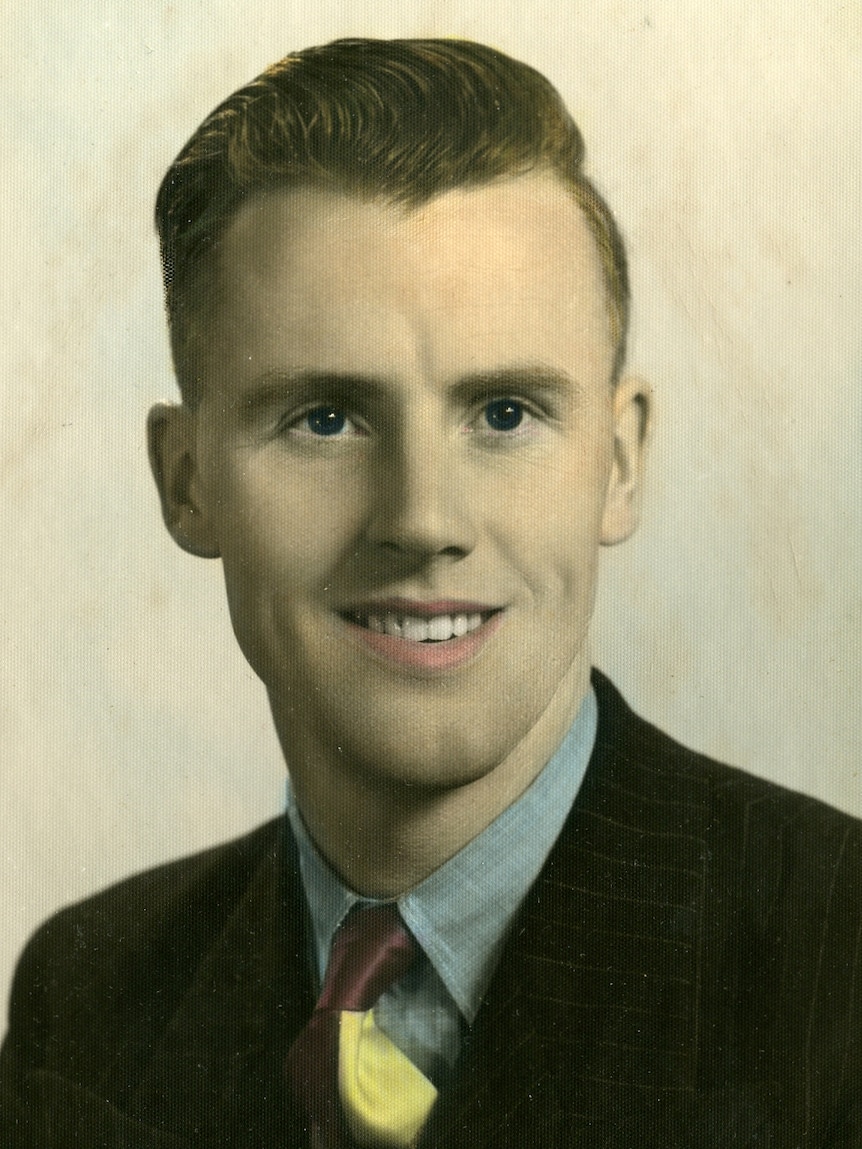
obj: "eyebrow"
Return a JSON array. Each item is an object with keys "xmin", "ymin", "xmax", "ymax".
[
  {"xmin": 236, "ymin": 364, "xmax": 583, "ymax": 414},
  {"xmin": 235, "ymin": 370, "xmax": 388, "ymax": 416},
  {"xmin": 450, "ymin": 367, "xmax": 584, "ymax": 405}
]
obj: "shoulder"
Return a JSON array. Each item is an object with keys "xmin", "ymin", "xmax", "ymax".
[
  {"xmin": 589, "ymin": 666, "xmax": 862, "ymax": 846},
  {"xmin": 1, "ymin": 817, "xmax": 296, "ymax": 1131},
  {"xmin": 26, "ymin": 815, "xmax": 285, "ymax": 959},
  {"xmin": 579, "ymin": 670, "xmax": 862, "ymax": 1106},
  {"xmin": 1, "ymin": 817, "xmax": 288, "ymax": 1099},
  {"xmin": 3, "ymin": 818, "xmax": 285, "ymax": 1064},
  {"xmin": 587, "ymin": 667, "xmax": 862, "ymax": 963}
]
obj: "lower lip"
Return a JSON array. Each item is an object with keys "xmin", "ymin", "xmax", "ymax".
[{"xmin": 342, "ymin": 612, "xmax": 505, "ymax": 672}]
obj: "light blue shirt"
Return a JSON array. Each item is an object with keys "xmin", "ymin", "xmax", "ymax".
[{"xmin": 285, "ymin": 687, "xmax": 597, "ymax": 1086}]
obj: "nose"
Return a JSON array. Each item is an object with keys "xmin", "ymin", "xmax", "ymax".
[{"xmin": 365, "ymin": 427, "xmax": 476, "ymax": 561}]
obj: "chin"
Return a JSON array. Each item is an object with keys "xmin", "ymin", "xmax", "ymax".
[
  {"xmin": 365, "ymin": 749, "xmax": 502, "ymax": 797},
  {"xmin": 332, "ymin": 704, "xmax": 535, "ymax": 797}
]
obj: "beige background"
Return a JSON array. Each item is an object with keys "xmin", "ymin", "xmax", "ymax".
[{"xmin": 2, "ymin": 1, "xmax": 860, "ymax": 1031}]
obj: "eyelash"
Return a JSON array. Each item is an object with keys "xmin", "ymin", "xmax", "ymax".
[
  {"xmin": 277, "ymin": 397, "xmax": 545, "ymax": 441},
  {"xmin": 471, "ymin": 397, "xmax": 536, "ymax": 436},
  {"xmin": 285, "ymin": 406, "xmax": 365, "ymax": 438},
  {"xmin": 276, "ymin": 405, "xmax": 368, "ymax": 441}
]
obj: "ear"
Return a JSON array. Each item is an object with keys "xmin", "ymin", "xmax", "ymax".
[
  {"xmin": 600, "ymin": 374, "xmax": 652, "ymax": 546},
  {"xmin": 147, "ymin": 403, "xmax": 221, "ymax": 558}
]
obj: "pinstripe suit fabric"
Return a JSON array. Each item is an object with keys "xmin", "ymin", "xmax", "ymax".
[{"xmin": 2, "ymin": 671, "xmax": 860, "ymax": 1146}]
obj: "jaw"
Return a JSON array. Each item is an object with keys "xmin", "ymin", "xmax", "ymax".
[
  {"xmin": 268, "ymin": 597, "xmax": 590, "ymax": 791},
  {"xmin": 270, "ymin": 631, "xmax": 592, "ymax": 897}
]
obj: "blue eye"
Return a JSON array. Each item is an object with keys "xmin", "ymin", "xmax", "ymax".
[
  {"xmin": 304, "ymin": 407, "xmax": 348, "ymax": 436},
  {"xmin": 483, "ymin": 399, "xmax": 524, "ymax": 432}
]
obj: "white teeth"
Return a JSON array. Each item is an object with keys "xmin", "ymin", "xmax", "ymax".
[
  {"xmin": 452, "ymin": 614, "xmax": 469, "ymax": 637},
  {"xmin": 361, "ymin": 611, "xmax": 489, "ymax": 642},
  {"xmin": 402, "ymin": 617, "xmax": 430, "ymax": 642},
  {"xmin": 426, "ymin": 615, "xmax": 454, "ymax": 642}
]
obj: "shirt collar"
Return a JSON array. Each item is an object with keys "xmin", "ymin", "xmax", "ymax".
[{"xmin": 285, "ymin": 686, "xmax": 597, "ymax": 1024}]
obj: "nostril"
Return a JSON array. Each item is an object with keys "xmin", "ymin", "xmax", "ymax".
[{"xmin": 375, "ymin": 538, "xmax": 469, "ymax": 560}]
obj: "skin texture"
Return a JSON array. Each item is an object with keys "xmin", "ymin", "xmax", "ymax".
[{"xmin": 149, "ymin": 176, "xmax": 650, "ymax": 895}]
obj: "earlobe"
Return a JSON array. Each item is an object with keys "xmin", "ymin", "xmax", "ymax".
[
  {"xmin": 600, "ymin": 375, "xmax": 652, "ymax": 546},
  {"xmin": 147, "ymin": 403, "xmax": 221, "ymax": 558}
]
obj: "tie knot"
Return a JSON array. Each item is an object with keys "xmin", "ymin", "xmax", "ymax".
[{"xmin": 318, "ymin": 903, "xmax": 417, "ymax": 1013}]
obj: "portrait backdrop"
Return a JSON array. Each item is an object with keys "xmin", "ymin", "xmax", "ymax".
[{"xmin": 2, "ymin": 0, "xmax": 860, "ymax": 1031}]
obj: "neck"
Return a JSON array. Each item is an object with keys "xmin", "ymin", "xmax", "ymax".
[{"xmin": 274, "ymin": 665, "xmax": 588, "ymax": 898}]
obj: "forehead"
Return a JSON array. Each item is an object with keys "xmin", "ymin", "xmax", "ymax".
[{"xmin": 204, "ymin": 177, "xmax": 615, "ymax": 391}]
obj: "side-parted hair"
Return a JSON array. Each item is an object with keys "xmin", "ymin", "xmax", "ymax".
[{"xmin": 156, "ymin": 38, "xmax": 629, "ymax": 404}]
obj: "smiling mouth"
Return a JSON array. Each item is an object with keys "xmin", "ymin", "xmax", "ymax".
[{"xmin": 340, "ymin": 609, "xmax": 500, "ymax": 643}]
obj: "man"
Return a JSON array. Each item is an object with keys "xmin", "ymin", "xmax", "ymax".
[{"xmin": 1, "ymin": 38, "xmax": 859, "ymax": 1148}]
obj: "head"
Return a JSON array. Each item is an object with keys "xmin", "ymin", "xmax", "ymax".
[
  {"xmin": 155, "ymin": 37, "xmax": 630, "ymax": 405},
  {"xmin": 149, "ymin": 39, "xmax": 650, "ymax": 843}
]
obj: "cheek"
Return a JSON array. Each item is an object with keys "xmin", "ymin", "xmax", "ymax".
[
  {"xmin": 491, "ymin": 449, "xmax": 610, "ymax": 575},
  {"xmin": 484, "ymin": 509, "xmax": 595, "ymax": 617},
  {"xmin": 212, "ymin": 457, "xmax": 368, "ymax": 574}
]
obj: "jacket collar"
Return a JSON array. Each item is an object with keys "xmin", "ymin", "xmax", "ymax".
[
  {"xmin": 29, "ymin": 672, "xmax": 716, "ymax": 1146},
  {"xmin": 427, "ymin": 670, "xmax": 713, "ymax": 1146},
  {"xmin": 124, "ymin": 824, "xmax": 312, "ymax": 1142},
  {"xmin": 127, "ymin": 671, "xmax": 712, "ymax": 1146}
]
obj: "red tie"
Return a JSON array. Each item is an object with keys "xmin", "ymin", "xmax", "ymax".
[{"xmin": 286, "ymin": 903, "xmax": 419, "ymax": 1147}]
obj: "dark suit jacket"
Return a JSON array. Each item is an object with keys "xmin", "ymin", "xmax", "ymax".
[{"xmin": 2, "ymin": 671, "xmax": 861, "ymax": 1147}]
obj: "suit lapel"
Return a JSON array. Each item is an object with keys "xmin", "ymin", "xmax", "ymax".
[
  {"xmin": 110, "ymin": 675, "xmax": 714, "ymax": 1146},
  {"xmin": 126, "ymin": 823, "xmax": 314, "ymax": 1144},
  {"xmin": 431, "ymin": 673, "xmax": 713, "ymax": 1147}
]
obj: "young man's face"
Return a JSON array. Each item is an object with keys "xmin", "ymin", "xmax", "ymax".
[{"xmin": 152, "ymin": 177, "xmax": 647, "ymax": 799}]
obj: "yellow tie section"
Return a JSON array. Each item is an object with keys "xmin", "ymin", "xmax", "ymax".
[{"xmin": 338, "ymin": 1010, "xmax": 438, "ymax": 1147}]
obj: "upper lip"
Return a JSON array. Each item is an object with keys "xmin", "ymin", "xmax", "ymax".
[{"xmin": 339, "ymin": 598, "xmax": 501, "ymax": 618}]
